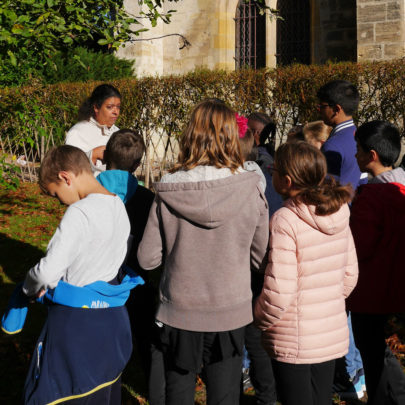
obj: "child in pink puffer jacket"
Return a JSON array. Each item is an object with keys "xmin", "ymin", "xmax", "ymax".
[{"xmin": 254, "ymin": 141, "xmax": 358, "ymax": 405}]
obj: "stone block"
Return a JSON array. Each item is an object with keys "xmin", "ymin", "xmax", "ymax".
[
  {"xmin": 358, "ymin": 44, "xmax": 383, "ymax": 60},
  {"xmin": 384, "ymin": 43, "xmax": 405, "ymax": 58},
  {"xmin": 358, "ymin": 23, "xmax": 375, "ymax": 42},
  {"xmin": 358, "ymin": 4, "xmax": 387, "ymax": 23},
  {"xmin": 375, "ymin": 20, "xmax": 402, "ymax": 41},
  {"xmin": 387, "ymin": 1, "xmax": 401, "ymax": 20}
]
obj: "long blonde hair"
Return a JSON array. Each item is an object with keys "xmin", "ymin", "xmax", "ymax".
[{"xmin": 171, "ymin": 100, "xmax": 244, "ymax": 173}]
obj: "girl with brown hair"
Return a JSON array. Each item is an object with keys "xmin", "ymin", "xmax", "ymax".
[
  {"xmin": 138, "ymin": 99, "xmax": 269, "ymax": 405},
  {"xmin": 254, "ymin": 141, "xmax": 359, "ymax": 405}
]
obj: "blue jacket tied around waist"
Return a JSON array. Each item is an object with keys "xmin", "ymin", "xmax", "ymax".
[{"xmin": 2, "ymin": 268, "xmax": 144, "ymax": 405}]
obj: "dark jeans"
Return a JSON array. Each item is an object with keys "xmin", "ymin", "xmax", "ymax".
[
  {"xmin": 244, "ymin": 322, "xmax": 277, "ymax": 405},
  {"xmin": 351, "ymin": 313, "xmax": 405, "ymax": 405},
  {"xmin": 272, "ymin": 359, "xmax": 335, "ymax": 405}
]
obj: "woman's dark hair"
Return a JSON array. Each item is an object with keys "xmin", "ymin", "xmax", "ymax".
[
  {"xmin": 275, "ymin": 142, "xmax": 353, "ymax": 215},
  {"xmin": 355, "ymin": 120, "xmax": 401, "ymax": 167},
  {"xmin": 78, "ymin": 84, "xmax": 121, "ymax": 121}
]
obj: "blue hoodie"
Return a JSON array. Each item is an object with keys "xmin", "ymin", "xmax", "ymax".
[{"xmin": 97, "ymin": 169, "xmax": 138, "ymax": 203}]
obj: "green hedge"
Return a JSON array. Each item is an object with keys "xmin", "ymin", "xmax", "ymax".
[{"xmin": 1, "ymin": 60, "xmax": 404, "ymax": 164}]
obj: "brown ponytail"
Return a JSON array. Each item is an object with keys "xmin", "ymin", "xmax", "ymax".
[{"xmin": 275, "ymin": 142, "xmax": 353, "ymax": 215}]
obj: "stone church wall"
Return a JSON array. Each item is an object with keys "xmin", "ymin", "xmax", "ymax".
[
  {"xmin": 117, "ymin": 0, "xmax": 405, "ymax": 78},
  {"xmin": 357, "ymin": 0, "xmax": 405, "ymax": 60}
]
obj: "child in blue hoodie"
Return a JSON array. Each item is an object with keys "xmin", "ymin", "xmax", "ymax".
[{"xmin": 96, "ymin": 129, "xmax": 163, "ymax": 404}]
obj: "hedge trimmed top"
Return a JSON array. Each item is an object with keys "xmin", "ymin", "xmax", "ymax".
[{"xmin": 0, "ymin": 61, "xmax": 404, "ymax": 166}]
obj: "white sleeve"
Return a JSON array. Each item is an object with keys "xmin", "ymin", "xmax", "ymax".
[
  {"xmin": 65, "ymin": 125, "xmax": 94, "ymax": 154},
  {"xmin": 22, "ymin": 206, "xmax": 87, "ymax": 296}
]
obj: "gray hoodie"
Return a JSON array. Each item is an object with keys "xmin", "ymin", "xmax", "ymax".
[
  {"xmin": 369, "ymin": 167, "xmax": 405, "ymax": 185},
  {"xmin": 137, "ymin": 170, "xmax": 269, "ymax": 332}
]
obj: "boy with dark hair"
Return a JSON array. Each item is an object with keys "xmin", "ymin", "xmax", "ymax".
[
  {"xmin": 317, "ymin": 80, "xmax": 366, "ymax": 399},
  {"xmin": 348, "ymin": 121, "xmax": 405, "ymax": 405},
  {"xmin": 317, "ymin": 80, "xmax": 366, "ymax": 189},
  {"xmin": 96, "ymin": 129, "xmax": 161, "ymax": 403},
  {"xmin": 97, "ymin": 129, "xmax": 154, "ymax": 268},
  {"xmin": 104, "ymin": 128, "xmax": 146, "ymax": 172},
  {"xmin": 5, "ymin": 145, "xmax": 139, "ymax": 404}
]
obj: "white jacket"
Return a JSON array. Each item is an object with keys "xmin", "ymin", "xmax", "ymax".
[{"xmin": 65, "ymin": 118, "xmax": 119, "ymax": 175}]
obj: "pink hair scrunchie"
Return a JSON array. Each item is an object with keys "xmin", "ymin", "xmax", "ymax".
[{"xmin": 236, "ymin": 113, "xmax": 248, "ymax": 139}]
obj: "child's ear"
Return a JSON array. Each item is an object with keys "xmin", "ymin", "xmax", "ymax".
[
  {"xmin": 334, "ymin": 104, "xmax": 343, "ymax": 114},
  {"xmin": 285, "ymin": 175, "xmax": 293, "ymax": 189},
  {"xmin": 57, "ymin": 171, "xmax": 72, "ymax": 185},
  {"xmin": 370, "ymin": 149, "xmax": 379, "ymax": 163}
]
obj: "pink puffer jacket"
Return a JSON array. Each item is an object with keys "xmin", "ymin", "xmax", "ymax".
[{"xmin": 254, "ymin": 200, "xmax": 358, "ymax": 364}]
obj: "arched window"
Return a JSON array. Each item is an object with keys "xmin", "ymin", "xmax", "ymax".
[
  {"xmin": 276, "ymin": 0, "xmax": 310, "ymax": 65},
  {"xmin": 235, "ymin": 0, "xmax": 266, "ymax": 69}
]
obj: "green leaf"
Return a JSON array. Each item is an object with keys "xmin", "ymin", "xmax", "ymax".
[
  {"xmin": 97, "ymin": 38, "xmax": 109, "ymax": 45},
  {"xmin": 7, "ymin": 50, "xmax": 17, "ymax": 66},
  {"xmin": 4, "ymin": 10, "xmax": 17, "ymax": 22},
  {"xmin": 36, "ymin": 12, "xmax": 51, "ymax": 25},
  {"xmin": 73, "ymin": 54, "xmax": 86, "ymax": 69}
]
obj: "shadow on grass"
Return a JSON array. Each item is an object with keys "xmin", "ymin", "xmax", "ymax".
[
  {"xmin": 0, "ymin": 233, "xmax": 48, "ymax": 403},
  {"xmin": 0, "ymin": 232, "xmax": 45, "ymax": 284}
]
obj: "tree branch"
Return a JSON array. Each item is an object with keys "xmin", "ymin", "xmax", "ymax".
[{"xmin": 128, "ymin": 33, "xmax": 191, "ymax": 49}]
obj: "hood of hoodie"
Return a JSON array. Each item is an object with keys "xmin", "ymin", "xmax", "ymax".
[
  {"xmin": 358, "ymin": 181, "xmax": 405, "ymax": 211},
  {"xmin": 154, "ymin": 171, "xmax": 264, "ymax": 229},
  {"xmin": 97, "ymin": 170, "xmax": 138, "ymax": 203},
  {"xmin": 369, "ymin": 167, "xmax": 405, "ymax": 186},
  {"xmin": 284, "ymin": 199, "xmax": 350, "ymax": 236}
]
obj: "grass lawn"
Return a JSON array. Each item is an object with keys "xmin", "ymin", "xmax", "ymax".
[{"xmin": 0, "ymin": 183, "xmax": 404, "ymax": 405}]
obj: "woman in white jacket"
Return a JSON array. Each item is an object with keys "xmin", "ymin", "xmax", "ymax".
[{"xmin": 65, "ymin": 84, "xmax": 121, "ymax": 176}]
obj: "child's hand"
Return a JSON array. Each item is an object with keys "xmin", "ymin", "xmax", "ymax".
[{"xmin": 36, "ymin": 289, "xmax": 46, "ymax": 299}]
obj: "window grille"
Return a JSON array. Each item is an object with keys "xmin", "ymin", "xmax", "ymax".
[
  {"xmin": 235, "ymin": 0, "xmax": 266, "ymax": 69},
  {"xmin": 276, "ymin": 0, "xmax": 310, "ymax": 65}
]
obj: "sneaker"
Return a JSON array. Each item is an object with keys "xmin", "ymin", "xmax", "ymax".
[
  {"xmin": 333, "ymin": 370, "xmax": 364, "ymax": 400},
  {"xmin": 352, "ymin": 372, "xmax": 365, "ymax": 399},
  {"xmin": 357, "ymin": 368, "xmax": 366, "ymax": 392}
]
